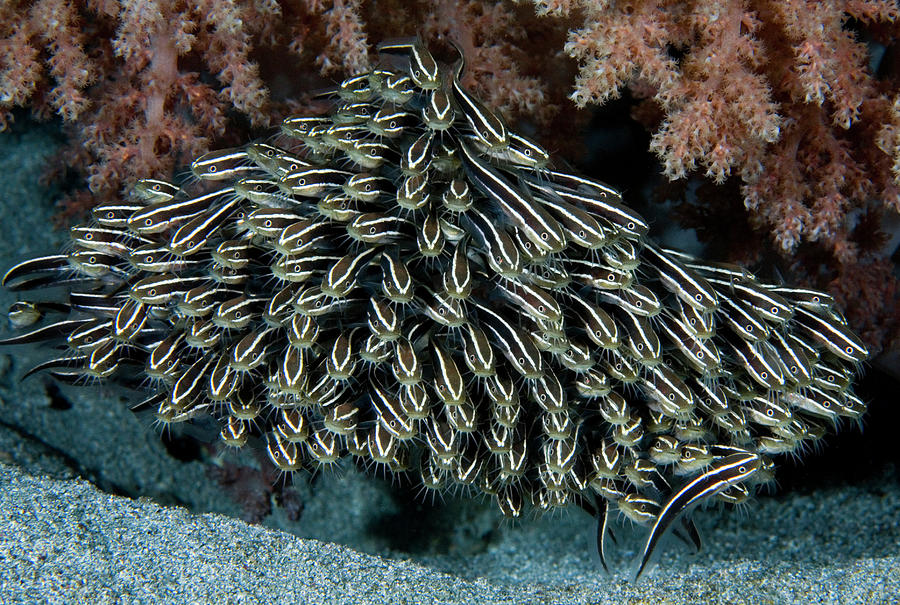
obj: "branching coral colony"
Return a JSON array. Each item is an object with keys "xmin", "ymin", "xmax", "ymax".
[
  {"xmin": 1, "ymin": 39, "xmax": 869, "ymax": 577},
  {"xmin": 0, "ymin": 0, "xmax": 567, "ymax": 220},
  {"xmin": 534, "ymin": 0, "xmax": 900, "ymax": 353}
]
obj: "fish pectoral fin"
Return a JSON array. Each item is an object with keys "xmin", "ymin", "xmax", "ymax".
[
  {"xmin": 682, "ymin": 517, "xmax": 703, "ymax": 553},
  {"xmin": 606, "ymin": 523, "xmax": 618, "ymax": 546},
  {"xmin": 130, "ymin": 391, "xmax": 167, "ymax": 412},
  {"xmin": 596, "ymin": 497, "xmax": 610, "ymax": 573}
]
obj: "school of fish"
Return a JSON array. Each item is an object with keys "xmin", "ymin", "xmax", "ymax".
[{"xmin": 0, "ymin": 40, "xmax": 870, "ymax": 577}]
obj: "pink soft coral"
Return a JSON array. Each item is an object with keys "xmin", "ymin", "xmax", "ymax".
[
  {"xmin": 531, "ymin": 0, "xmax": 900, "ymax": 351},
  {"xmin": 1, "ymin": 0, "xmax": 577, "ymax": 220}
]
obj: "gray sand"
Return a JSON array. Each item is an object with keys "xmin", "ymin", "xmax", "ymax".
[
  {"xmin": 2, "ymin": 462, "xmax": 898, "ymax": 604},
  {"xmin": 1, "ymin": 121, "xmax": 898, "ymax": 604}
]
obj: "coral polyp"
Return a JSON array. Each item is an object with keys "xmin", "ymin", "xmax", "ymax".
[{"xmin": 0, "ymin": 40, "xmax": 868, "ymax": 575}]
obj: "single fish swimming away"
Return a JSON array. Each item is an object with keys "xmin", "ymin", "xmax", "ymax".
[
  {"xmin": 635, "ymin": 448, "xmax": 763, "ymax": 579},
  {"xmin": 0, "ymin": 38, "xmax": 869, "ymax": 575}
]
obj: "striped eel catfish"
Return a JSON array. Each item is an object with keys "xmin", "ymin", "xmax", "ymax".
[{"xmin": 0, "ymin": 38, "xmax": 869, "ymax": 576}]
